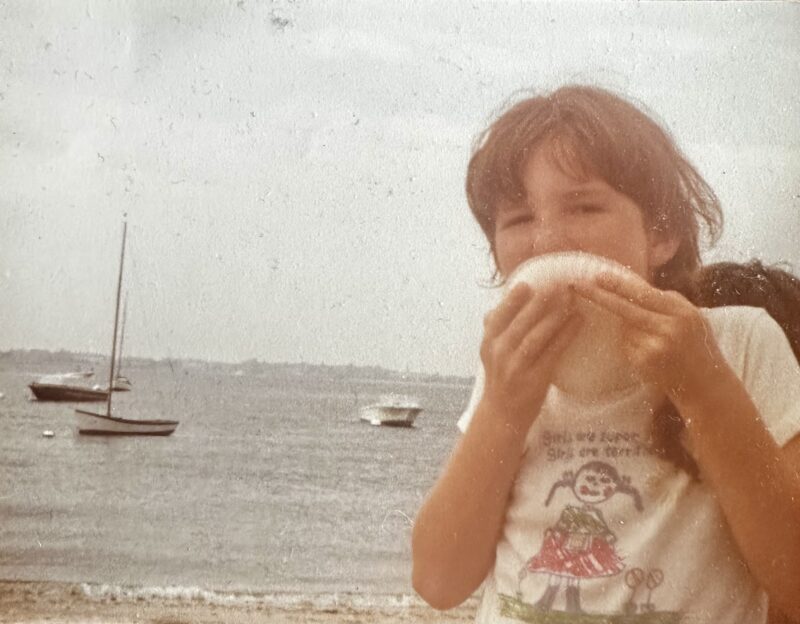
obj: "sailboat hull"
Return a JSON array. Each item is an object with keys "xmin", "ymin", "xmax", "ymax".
[
  {"xmin": 75, "ymin": 409, "xmax": 179, "ymax": 436},
  {"xmin": 29, "ymin": 383, "xmax": 108, "ymax": 402}
]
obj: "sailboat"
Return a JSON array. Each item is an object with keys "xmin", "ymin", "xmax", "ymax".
[
  {"xmin": 75, "ymin": 222, "xmax": 179, "ymax": 436},
  {"xmin": 29, "ymin": 367, "xmax": 105, "ymax": 402},
  {"xmin": 28, "ymin": 376, "xmax": 108, "ymax": 402}
]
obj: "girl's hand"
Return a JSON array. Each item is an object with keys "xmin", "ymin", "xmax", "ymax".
[
  {"xmin": 572, "ymin": 272, "xmax": 727, "ymax": 402},
  {"xmin": 480, "ymin": 283, "xmax": 583, "ymax": 433}
]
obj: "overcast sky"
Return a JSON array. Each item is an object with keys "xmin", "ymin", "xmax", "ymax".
[{"xmin": 1, "ymin": 1, "xmax": 798, "ymax": 375}]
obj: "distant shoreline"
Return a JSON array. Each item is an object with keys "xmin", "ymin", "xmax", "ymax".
[
  {"xmin": 0, "ymin": 580, "xmax": 476, "ymax": 623},
  {"xmin": 0, "ymin": 348, "xmax": 473, "ymax": 387}
]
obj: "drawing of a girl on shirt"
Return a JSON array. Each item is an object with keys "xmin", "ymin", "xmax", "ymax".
[{"xmin": 518, "ymin": 460, "xmax": 643, "ymax": 614}]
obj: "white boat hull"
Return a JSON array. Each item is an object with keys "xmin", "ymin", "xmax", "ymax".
[
  {"xmin": 359, "ymin": 405, "xmax": 422, "ymax": 428},
  {"xmin": 75, "ymin": 409, "xmax": 179, "ymax": 436}
]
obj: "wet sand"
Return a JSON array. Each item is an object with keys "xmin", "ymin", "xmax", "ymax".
[{"xmin": 0, "ymin": 581, "xmax": 475, "ymax": 623}]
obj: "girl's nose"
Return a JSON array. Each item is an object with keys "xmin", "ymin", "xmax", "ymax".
[{"xmin": 529, "ymin": 216, "xmax": 573, "ymax": 256}]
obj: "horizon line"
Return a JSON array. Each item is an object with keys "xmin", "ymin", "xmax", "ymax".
[{"xmin": 0, "ymin": 347, "xmax": 472, "ymax": 381}]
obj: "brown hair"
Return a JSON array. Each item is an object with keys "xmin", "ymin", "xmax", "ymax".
[
  {"xmin": 465, "ymin": 84, "xmax": 723, "ymax": 294},
  {"xmin": 695, "ymin": 260, "xmax": 800, "ymax": 362}
]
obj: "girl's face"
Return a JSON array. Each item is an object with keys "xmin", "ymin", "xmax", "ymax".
[
  {"xmin": 574, "ymin": 467, "xmax": 617, "ymax": 504},
  {"xmin": 493, "ymin": 145, "xmax": 676, "ymax": 279}
]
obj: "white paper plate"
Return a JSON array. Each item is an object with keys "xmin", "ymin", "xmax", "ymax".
[{"xmin": 504, "ymin": 251, "xmax": 643, "ymax": 400}]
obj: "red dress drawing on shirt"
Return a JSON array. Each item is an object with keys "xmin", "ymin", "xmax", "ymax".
[{"xmin": 525, "ymin": 504, "xmax": 624, "ymax": 578}]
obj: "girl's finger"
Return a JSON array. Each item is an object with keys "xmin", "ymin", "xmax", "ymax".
[
  {"xmin": 484, "ymin": 284, "xmax": 534, "ymax": 338},
  {"xmin": 573, "ymin": 282, "xmax": 668, "ymax": 334},
  {"xmin": 538, "ymin": 313, "xmax": 585, "ymax": 365},
  {"xmin": 501, "ymin": 286, "xmax": 570, "ymax": 348},
  {"xmin": 592, "ymin": 271, "xmax": 685, "ymax": 315},
  {"xmin": 510, "ymin": 307, "xmax": 579, "ymax": 368},
  {"xmin": 623, "ymin": 325, "xmax": 664, "ymax": 357}
]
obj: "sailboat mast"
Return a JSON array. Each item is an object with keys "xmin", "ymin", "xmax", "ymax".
[
  {"xmin": 106, "ymin": 222, "xmax": 127, "ymax": 417},
  {"xmin": 116, "ymin": 295, "xmax": 128, "ymax": 378}
]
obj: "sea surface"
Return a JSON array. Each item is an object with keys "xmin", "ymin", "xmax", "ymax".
[{"xmin": 0, "ymin": 353, "xmax": 471, "ymax": 605}]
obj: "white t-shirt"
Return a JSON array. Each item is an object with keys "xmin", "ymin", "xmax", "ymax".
[{"xmin": 457, "ymin": 306, "xmax": 800, "ymax": 624}]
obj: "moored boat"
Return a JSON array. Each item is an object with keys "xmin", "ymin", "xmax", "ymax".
[
  {"xmin": 75, "ymin": 409, "xmax": 178, "ymax": 436},
  {"xmin": 359, "ymin": 394, "xmax": 423, "ymax": 427},
  {"xmin": 74, "ymin": 222, "xmax": 179, "ymax": 436},
  {"xmin": 29, "ymin": 381, "xmax": 108, "ymax": 402}
]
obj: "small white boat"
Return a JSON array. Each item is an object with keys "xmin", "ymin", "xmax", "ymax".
[
  {"xmin": 75, "ymin": 409, "xmax": 178, "ymax": 436},
  {"xmin": 359, "ymin": 394, "xmax": 422, "ymax": 428}
]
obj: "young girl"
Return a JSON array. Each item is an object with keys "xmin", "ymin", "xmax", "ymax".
[{"xmin": 411, "ymin": 85, "xmax": 800, "ymax": 623}]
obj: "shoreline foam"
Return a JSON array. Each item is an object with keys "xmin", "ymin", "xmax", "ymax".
[{"xmin": 0, "ymin": 580, "xmax": 476, "ymax": 623}]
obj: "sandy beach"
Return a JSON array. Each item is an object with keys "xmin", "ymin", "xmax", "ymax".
[{"xmin": 0, "ymin": 581, "xmax": 476, "ymax": 624}]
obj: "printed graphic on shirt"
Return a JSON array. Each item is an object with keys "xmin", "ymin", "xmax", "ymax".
[
  {"xmin": 623, "ymin": 568, "xmax": 667, "ymax": 619},
  {"xmin": 541, "ymin": 428, "xmax": 655, "ymax": 464},
  {"xmin": 499, "ymin": 459, "xmax": 681, "ymax": 623}
]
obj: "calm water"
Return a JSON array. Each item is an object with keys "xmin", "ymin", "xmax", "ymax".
[{"xmin": 0, "ymin": 354, "xmax": 469, "ymax": 601}]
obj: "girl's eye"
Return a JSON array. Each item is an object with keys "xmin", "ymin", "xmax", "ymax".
[
  {"xmin": 571, "ymin": 204, "xmax": 604, "ymax": 215},
  {"xmin": 499, "ymin": 214, "xmax": 532, "ymax": 229}
]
